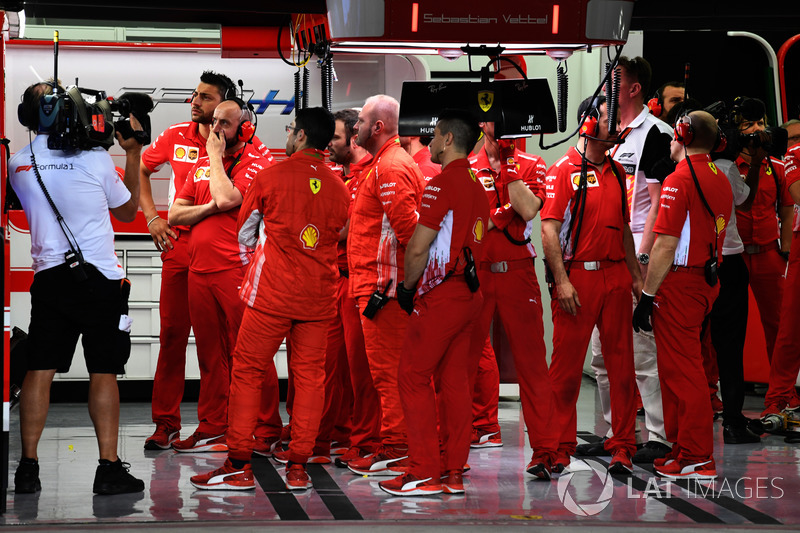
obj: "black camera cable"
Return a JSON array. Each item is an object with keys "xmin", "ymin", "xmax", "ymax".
[{"xmin": 29, "ymin": 142, "xmax": 84, "ymax": 263}]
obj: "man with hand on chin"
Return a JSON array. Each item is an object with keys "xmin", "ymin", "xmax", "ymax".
[{"xmin": 168, "ymin": 99, "xmax": 269, "ymax": 453}]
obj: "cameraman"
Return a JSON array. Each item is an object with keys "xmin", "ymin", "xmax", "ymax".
[{"xmin": 9, "ymin": 81, "xmax": 145, "ymax": 495}]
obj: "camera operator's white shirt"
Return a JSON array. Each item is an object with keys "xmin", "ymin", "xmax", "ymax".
[
  {"xmin": 715, "ymin": 158, "xmax": 748, "ymax": 256},
  {"xmin": 9, "ymin": 134, "xmax": 131, "ymax": 280}
]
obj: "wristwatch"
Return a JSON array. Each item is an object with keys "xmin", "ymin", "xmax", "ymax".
[{"xmin": 637, "ymin": 253, "xmax": 650, "ymax": 265}]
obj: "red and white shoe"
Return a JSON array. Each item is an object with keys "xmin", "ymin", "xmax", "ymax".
[
  {"xmin": 144, "ymin": 425, "xmax": 180, "ymax": 451},
  {"xmin": 252, "ymin": 436, "xmax": 281, "ymax": 457},
  {"xmin": 284, "ymin": 464, "xmax": 310, "ymax": 491},
  {"xmin": 173, "ymin": 432, "xmax": 227, "ymax": 453},
  {"xmin": 655, "ymin": 457, "xmax": 717, "ymax": 480},
  {"xmin": 608, "ymin": 449, "xmax": 633, "ymax": 475},
  {"xmin": 378, "ymin": 473, "xmax": 442, "ymax": 496},
  {"xmin": 470, "ymin": 429, "xmax": 503, "ymax": 448},
  {"xmin": 347, "ymin": 446, "xmax": 408, "ymax": 476},
  {"xmin": 190, "ymin": 459, "xmax": 255, "ymax": 490},
  {"xmin": 440, "ymin": 470, "xmax": 465, "ymax": 494},
  {"xmin": 330, "ymin": 441, "xmax": 349, "ymax": 456}
]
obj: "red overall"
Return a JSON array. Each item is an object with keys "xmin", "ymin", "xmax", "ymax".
[
  {"xmin": 542, "ymin": 148, "xmax": 637, "ymax": 457},
  {"xmin": 763, "ymin": 144, "xmax": 800, "ymax": 411},
  {"xmin": 348, "ymin": 137, "xmax": 425, "ymax": 449},
  {"xmin": 398, "ymin": 159, "xmax": 489, "ymax": 480},
  {"xmin": 176, "ymin": 144, "xmax": 270, "ymax": 435},
  {"xmin": 228, "ymin": 148, "xmax": 348, "ymax": 463},
  {"xmin": 468, "ymin": 147, "xmax": 558, "ymax": 458},
  {"xmin": 652, "ymin": 154, "xmax": 732, "ymax": 462},
  {"xmin": 735, "ymin": 156, "xmax": 791, "ymax": 359},
  {"xmin": 142, "ymin": 123, "xmax": 273, "ymax": 430}
]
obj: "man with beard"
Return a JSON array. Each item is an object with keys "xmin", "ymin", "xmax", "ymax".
[
  {"xmin": 167, "ymin": 99, "xmax": 270, "ymax": 452},
  {"xmin": 140, "ymin": 71, "xmax": 273, "ymax": 450},
  {"xmin": 346, "ymin": 95, "xmax": 426, "ymax": 475}
]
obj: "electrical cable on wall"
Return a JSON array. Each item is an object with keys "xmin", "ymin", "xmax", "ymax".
[
  {"xmin": 557, "ymin": 61, "xmax": 568, "ymax": 133},
  {"xmin": 608, "ymin": 63, "xmax": 620, "ymax": 133}
]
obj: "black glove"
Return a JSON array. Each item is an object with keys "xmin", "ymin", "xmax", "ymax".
[
  {"xmin": 397, "ymin": 281, "xmax": 416, "ymax": 315},
  {"xmin": 632, "ymin": 293, "xmax": 655, "ymax": 332}
]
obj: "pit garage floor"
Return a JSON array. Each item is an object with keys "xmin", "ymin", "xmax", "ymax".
[{"xmin": 3, "ymin": 377, "xmax": 798, "ymax": 532}]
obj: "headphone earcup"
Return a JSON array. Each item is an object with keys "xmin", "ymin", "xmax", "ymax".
[
  {"xmin": 238, "ymin": 120, "xmax": 255, "ymax": 143},
  {"xmin": 674, "ymin": 119, "xmax": 693, "ymax": 145},
  {"xmin": 712, "ymin": 130, "xmax": 727, "ymax": 153},
  {"xmin": 580, "ymin": 115, "xmax": 598, "ymax": 138},
  {"xmin": 18, "ymin": 102, "xmax": 34, "ymax": 130},
  {"xmin": 647, "ymin": 97, "xmax": 662, "ymax": 118}
]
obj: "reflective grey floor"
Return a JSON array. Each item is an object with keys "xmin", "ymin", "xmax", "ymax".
[{"xmin": 3, "ymin": 377, "xmax": 798, "ymax": 531}]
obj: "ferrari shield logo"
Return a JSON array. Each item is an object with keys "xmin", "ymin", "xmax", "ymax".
[
  {"xmin": 309, "ymin": 178, "xmax": 321, "ymax": 194},
  {"xmin": 478, "ymin": 91, "xmax": 494, "ymax": 112}
]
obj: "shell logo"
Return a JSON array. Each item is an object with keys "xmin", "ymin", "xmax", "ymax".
[
  {"xmin": 175, "ymin": 147, "xmax": 186, "ymax": 159},
  {"xmin": 572, "ymin": 171, "xmax": 598, "ymax": 188},
  {"xmin": 194, "ymin": 168, "xmax": 204, "ymax": 180},
  {"xmin": 715, "ymin": 215, "xmax": 727, "ymax": 235},
  {"xmin": 300, "ymin": 224, "xmax": 320, "ymax": 250},
  {"xmin": 473, "ymin": 217, "xmax": 485, "ymax": 243}
]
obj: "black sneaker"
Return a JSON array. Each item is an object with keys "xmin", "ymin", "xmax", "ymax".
[
  {"xmin": 574, "ymin": 438, "xmax": 607, "ymax": 456},
  {"xmin": 93, "ymin": 459, "xmax": 145, "ymax": 495},
  {"xmin": 14, "ymin": 459, "xmax": 41, "ymax": 494},
  {"xmin": 632, "ymin": 441, "xmax": 671, "ymax": 464}
]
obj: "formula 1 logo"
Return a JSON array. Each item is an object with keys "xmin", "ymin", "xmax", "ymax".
[{"xmin": 15, "ymin": 165, "xmax": 33, "ymax": 172}]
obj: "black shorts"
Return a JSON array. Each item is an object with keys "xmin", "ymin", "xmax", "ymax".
[{"xmin": 27, "ymin": 262, "xmax": 131, "ymax": 374}]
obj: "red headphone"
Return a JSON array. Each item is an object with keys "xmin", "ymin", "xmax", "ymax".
[
  {"xmin": 647, "ymin": 96, "xmax": 662, "ymax": 118},
  {"xmin": 580, "ymin": 116, "xmax": 598, "ymax": 137},
  {"xmin": 238, "ymin": 120, "xmax": 256, "ymax": 143},
  {"xmin": 674, "ymin": 114, "xmax": 694, "ymax": 145},
  {"xmin": 712, "ymin": 130, "xmax": 727, "ymax": 153},
  {"xmin": 579, "ymin": 105, "xmax": 600, "ymax": 138}
]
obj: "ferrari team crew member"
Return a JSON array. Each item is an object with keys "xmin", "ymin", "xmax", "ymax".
[
  {"xmin": 400, "ymin": 135, "xmax": 440, "ymax": 181},
  {"xmin": 585, "ymin": 56, "xmax": 674, "ymax": 463},
  {"xmin": 542, "ymin": 96, "xmax": 641, "ymax": 475},
  {"xmin": 468, "ymin": 121, "xmax": 558, "ymax": 479},
  {"xmin": 191, "ymin": 107, "xmax": 348, "ymax": 491},
  {"xmin": 379, "ymin": 110, "xmax": 488, "ymax": 496},
  {"xmin": 140, "ymin": 71, "xmax": 274, "ymax": 450},
  {"xmin": 733, "ymin": 97, "xmax": 792, "ymax": 361},
  {"xmin": 346, "ymin": 95, "xmax": 426, "ymax": 475},
  {"xmin": 168, "ymin": 99, "xmax": 270, "ymax": 452},
  {"xmin": 632, "ymin": 111, "xmax": 733, "ymax": 480},
  {"xmin": 316, "ymin": 109, "xmax": 380, "ymax": 466},
  {"xmin": 761, "ymin": 138, "xmax": 800, "ymax": 417}
]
